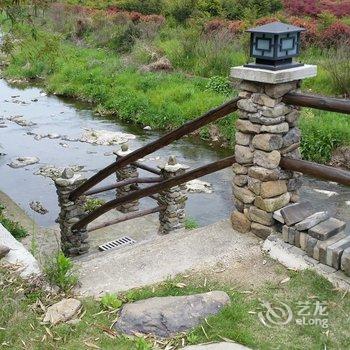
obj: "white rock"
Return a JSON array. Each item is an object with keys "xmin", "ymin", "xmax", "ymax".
[
  {"xmin": 143, "ymin": 126, "xmax": 152, "ymax": 130},
  {"xmin": 186, "ymin": 179, "xmax": 213, "ymax": 193},
  {"xmin": 80, "ymin": 129, "xmax": 136, "ymax": 146},
  {"xmin": 8, "ymin": 156, "xmax": 39, "ymax": 168},
  {"xmin": 313, "ymin": 189, "xmax": 338, "ymax": 197},
  {"xmin": 43, "ymin": 298, "xmax": 82, "ymax": 325}
]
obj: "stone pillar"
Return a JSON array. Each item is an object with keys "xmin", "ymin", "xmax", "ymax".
[
  {"xmin": 114, "ymin": 143, "xmax": 139, "ymax": 213},
  {"xmin": 54, "ymin": 168, "xmax": 89, "ymax": 256},
  {"xmin": 157, "ymin": 156, "xmax": 188, "ymax": 235},
  {"xmin": 230, "ymin": 65, "xmax": 317, "ymax": 239}
]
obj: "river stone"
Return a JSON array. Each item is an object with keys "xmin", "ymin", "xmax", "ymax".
[
  {"xmin": 43, "ymin": 298, "xmax": 82, "ymax": 325},
  {"xmin": 251, "ymin": 93, "xmax": 280, "ymax": 107},
  {"xmin": 252, "ymin": 134, "xmax": 283, "ymax": 152},
  {"xmin": 251, "ymin": 222, "xmax": 273, "ymax": 239},
  {"xmin": 235, "ymin": 145, "xmax": 254, "ymax": 164},
  {"xmin": 261, "ymin": 104, "xmax": 290, "ymax": 118},
  {"xmin": 237, "ymin": 99, "xmax": 258, "ymax": 113},
  {"xmin": 283, "ymin": 128, "xmax": 301, "ymax": 148},
  {"xmin": 186, "ymin": 179, "xmax": 213, "ymax": 194},
  {"xmin": 253, "ymin": 150, "xmax": 281, "ymax": 169},
  {"xmin": 0, "ymin": 245, "xmax": 10, "ymax": 259},
  {"xmin": 8, "ymin": 156, "xmax": 39, "ymax": 168},
  {"xmin": 113, "ymin": 291, "xmax": 230, "ymax": 338},
  {"xmin": 249, "ymin": 207, "xmax": 274, "ymax": 226},
  {"xmin": 236, "ymin": 120, "xmax": 261, "ymax": 134},
  {"xmin": 249, "ymin": 114, "xmax": 285, "ymax": 125},
  {"xmin": 247, "ymin": 177, "xmax": 261, "ymax": 195},
  {"xmin": 260, "ymin": 180, "xmax": 287, "ymax": 198},
  {"xmin": 264, "ymin": 81, "xmax": 298, "ymax": 98},
  {"xmin": 231, "ymin": 211, "xmax": 251, "ymax": 233},
  {"xmin": 235, "ymin": 131, "xmax": 252, "ymax": 146},
  {"xmin": 248, "ymin": 167, "xmax": 279, "ymax": 182},
  {"xmin": 294, "ymin": 211, "xmax": 330, "ymax": 231},
  {"xmin": 261, "ymin": 123, "xmax": 289, "ymax": 134},
  {"xmin": 238, "ymin": 91, "xmax": 252, "ymax": 99},
  {"xmin": 285, "ymin": 110, "xmax": 299, "ymax": 126},
  {"xmin": 232, "ymin": 163, "xmax": 248, "ymax": 175},
  {"xmin": 239, "ymin": 80, "xmax": 263, "ymax": 93},
  {"xmin": 237, "ymin": 110, "xmax": 249, "ymax": 119},
  {"xmin": 182, "ymin": 341, "xmax": 251, "ymax": 350},
  {"xmin": 232, "ymin": 185, "xmax": 255, "ymax": 204},
  {"xmin": 287, "ymin": 177, "xmax": 303, "ymax": 191},
  {"xmin": 308, "ymin": 218, "xmax": 346, "ymax": 241},
  {"xmin": 255, "ymin": 192, "xmax": 290, "ymax": 212},
  {"xmin": 233, "ymin": 175, "xmax": 248, "ymax": 187}
]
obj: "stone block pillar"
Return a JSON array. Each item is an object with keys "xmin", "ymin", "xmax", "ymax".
[
  {"xmin": 230, "ymin": 65, "xmax": 317, "ymax": 239},
  {"xmin": 54, "ymin": 168, "xmax": 89, "ymax": 256},
  {"xmin": 157, "ymin": 156, "xmax": 188, "ymax": 235},
  {"xmin": 114, "ymin": 143, "xmax": 139, "ymax": 213}
]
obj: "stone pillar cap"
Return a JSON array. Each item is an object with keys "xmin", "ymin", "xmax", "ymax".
[
  {"xmin": 114, "ymin": 143, "xmax": 132, "ymax": 157},
  {"xmin": 230, "ymin": 64, "xmax": 317, "ymax": 84}
]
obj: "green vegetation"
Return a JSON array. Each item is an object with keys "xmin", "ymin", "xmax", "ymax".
[
  {"xmin": 1, "ymin": 266, "xmax": 350, "ymax": 349},
  {"xmin": 185, "ymin": 216, "xmax": 199, "ymax": 230},
  {"xmin": 100, "ymin": 293, "xmax": 123, "ymax": 309},
  {"xmin": 44, "ymin": 252, "xmax": 78, "ymax": 293},
  {"xmin": 84, "ymin": 198, "xmax": 106, "ymax": 213},
  {"xmin": 0, "ymin": 203, "xmax": 27, "ymax": 239}
]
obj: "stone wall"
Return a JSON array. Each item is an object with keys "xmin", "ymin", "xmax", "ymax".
[
  {"xmin": 157, "ymin": 156, "xmax": 188, "ymax": 235},
  {"xmin": 54, "ymin": 168, "xmax": 89, "ymax": 256},
  {"xmin": 231, "ymin": 80, "xmax": 302, "ymax": 239},
  {"xmin": 114, "ymin": 144, "xmax": 139, "ymax": 213}
]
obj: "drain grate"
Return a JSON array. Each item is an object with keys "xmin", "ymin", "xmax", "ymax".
[{"xmin": 98, "ymin": 236, "xmax": 136, "ymax": 252}]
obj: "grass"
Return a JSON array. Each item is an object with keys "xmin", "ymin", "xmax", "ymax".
[
  {"xmin": 0, "ymin": 204, "xmax": 27, "ymax": 240},
  {"xmin": 1, "ymin": 266, "xmax": 350, "ymax": 349},
  {"xmin": 185, "ymin": 216, "xmax": 199, "ymax": 230}
]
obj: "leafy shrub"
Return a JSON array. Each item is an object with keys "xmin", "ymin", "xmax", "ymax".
[
  {"xmin": 164, "ymin": 0, "xmax": 195, "ymax": 23},
  {"xmin": 44, "ymin": 252, "xmax": 78, "ymax": 293},
  {"xmin": 206, "ymin": 76, "xmax": 231, "ymax": 95},
  {"xmin": 84, "ymin": 198, "xmax": 105, "ymax": 213},
  {"xmin": 116, "ymin": 0, "xmax": 163, "ymax": 15},
  {"xmin": 0, "ymin": 204, "xmax": 27, "ymax": 240},
  {"xmin": 321, "ymin": 21, "xmax": 350, "ymax": 47},
  {"xmin": 100, "ymin": 293, "xmax": 123, "ymax": 309},
  {"xmin": 185, "ymin": 217, "xmax": 199, "ymax": 230},
  {"xmin": 290, "ymin": 17, "xmax": 319, "ymax": 47}
]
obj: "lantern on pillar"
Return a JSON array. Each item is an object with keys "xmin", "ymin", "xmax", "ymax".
[{"xmin": 245, "ymin": 22, "xmax": 305, "ymax": 71}]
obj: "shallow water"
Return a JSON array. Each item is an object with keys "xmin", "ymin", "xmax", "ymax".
[
  {"xmin": 0, "ymin": 79, "xmax": 234, "ymax": 227},
  {"xmin": 0, "ymin": 79, "xmax": 349, "ymax": 229}
]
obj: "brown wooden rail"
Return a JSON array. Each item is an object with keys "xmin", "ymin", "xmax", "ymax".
[
  {"xmin": 69, "ymin": 98, "xmax": 240, "ymax": 201},
  {"xmin": 133, "ymin": 161, "xmax": 162, "ymax": 175},
  {"xmin": 85, "ymin": 177, "xmax": 162, "ymax": 196},
  {"xmin": 283, "ymin": 92, "xmax": 350, "ymax": 114},
  {"xmin": 71, "ymin": 155, "xmax": 236, "ymax": 231},
  {"xmin": 280, "ymin": 157, "xmax": 350, "ymax": 186},
  {"xmin": 87, "ymin": 205, "xmax": 164, "ymax": 233}
]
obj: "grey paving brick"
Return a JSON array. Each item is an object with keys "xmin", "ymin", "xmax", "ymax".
[
  {"xmin": 280, "ymin": 201, "xmax": 315, "ymax": 226},
  {"xmin": 306, "ymin": 236, "xmax": 318, "ymax": 258},
  {"xmin": 326, "ymin": 236, "xmax": 350, "ymax": 268},
  {"xmin": 299, "ymin": 232, "xmax": 308, "ymax": 251},
  {"xmin": 294, "ymin": 211, "xmax": 330, "ymax": 231},
  {"xmin": 282, "ymin": 225, "xmax": 289, "ymax": 242},
  {"xmin": 318, "ymin": 233, "xmax": 346, "ymax": 265},
  {"xmin": 308, "ymin": 218, "xmax": 346, "ymax": 241},
  {"xmin": 341, "ymin": 247, "xmax": 350, "ymax": 276}
]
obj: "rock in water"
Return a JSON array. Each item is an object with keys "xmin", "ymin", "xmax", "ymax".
[
  {"xmin": 186, "ymin": 179, "xmax": 213, "ymax": 193},
  {"xmin": 29, "ymin": 201, "xmax": 48, "ymax": 215},
  {"xmin": 43, "ymin": 298, "xmax": 82, "ymax": 325},
  {"xmin": 8, "ymin": 157, "xmax": 39, "ymax": 168},
  {"xmin": 114, "ymin": 291, "xmax": 230, "ymax": 338},
  {"xmin": 80, "ymin": 129, "xmax": 136, "ymax": 146}
]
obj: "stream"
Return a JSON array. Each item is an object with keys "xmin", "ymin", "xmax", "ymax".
[{"xmin": 0, "ymin": 79, "xmax": 349, "ymax": 229}]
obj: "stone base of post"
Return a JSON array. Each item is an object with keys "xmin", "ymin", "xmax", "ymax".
[
  {"xmin": 230, "ymin": 65, "xmax": 317, "ymax": 239},
  {"xmin": 157, "ymin": 156, "xmax": 188, "ymax": 235},
  {"xmin": 114, "ymin": 144, "xmax": 139, "ymax": 213},
  {"xmin": 54, "ymin": 168, "xmax": 89, "ymax": 256}
]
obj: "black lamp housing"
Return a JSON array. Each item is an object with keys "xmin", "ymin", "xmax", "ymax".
[{"xmin": 244, "ymin": 22, "xmax": 305, "ymax": 71}]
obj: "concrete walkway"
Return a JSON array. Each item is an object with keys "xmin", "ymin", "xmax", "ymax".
[{"xmin": 76, "ymin": 219, "xmax": 262, "ymax": 296}]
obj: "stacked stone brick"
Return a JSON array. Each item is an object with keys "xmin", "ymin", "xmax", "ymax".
[
  {"xmin": 157, "ymin": 156, "xmax": 188, "ymax": 235},
  {"xmin": 231, "ymin": 79, "xmax": 302, "ymax": 239},
  {"xmin": 275, "ymin": 202, "xmax": 350, "ymax": 276},
  {"xmin": 54, "ymin": 168, "xmax": 89, "ymax": 256},
  {"xmin": 114, "ymin": 143, "xmax": 140, "ymax": 213}
]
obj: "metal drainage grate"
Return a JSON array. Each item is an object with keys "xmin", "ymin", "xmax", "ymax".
[{"xmin": 98, "ymin": 236, "xmax": 136, "ymax": 252}]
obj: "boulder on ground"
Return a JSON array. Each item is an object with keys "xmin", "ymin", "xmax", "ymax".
[
  {"xmin": 43, "ymin": 298, "xmax": 82, "ymax": 325},
  {"xmin": 8, "ymin": 156, "xmax": 39, "ymax": 168},
  {"xmin": 114, "ymin": 291, "xmax": 230, "ymax": 338},
  {"xmin": 140, "ymin": 57, "xmax": 173, "ymax": 73},
  {"xmin": 0, "ymin": 245, "xmax": 10, "ymax": 259}
]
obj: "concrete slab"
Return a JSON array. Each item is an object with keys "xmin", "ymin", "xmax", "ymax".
[
  {"xmin": 182, "ymin": 342, "xmax": 251, "ymax": 350},
  {"xmin": 0, "ymin": 223, "xmax": 41, "ymax": 278},
  {"xmin": 75, "ymin": 220, "xmax": 261, "ymax": 297},
  {"xmin": 230, "ymin": 65, "xmax": 317, "ymax": 84}
]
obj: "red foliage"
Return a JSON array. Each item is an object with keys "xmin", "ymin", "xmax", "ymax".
[
  {"xmin": 289, "ymin": 17, "xmax": 319, "ymax": 46},
  {"xmin": 254, "ymin": 17, "xmax": 280, "ymax": 26},
  {"xmin": 227, "ymin": 20, "xmax": 246, "ymax": 34},
  {"xmin": 322, "ymin": 21, "xmax": 350, "ymax": 46},
  {"xmin": 204, "ymin": 19, "xmax": 228, "ymax": 32},
  {"xmin": 284, "ymin": 0, "xmax": 350, "ymax": 18}
]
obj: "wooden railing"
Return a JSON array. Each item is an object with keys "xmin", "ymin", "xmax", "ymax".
[{"xmin": 69, "ymin": 92, "xmax": 350, "ymax": 235}]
